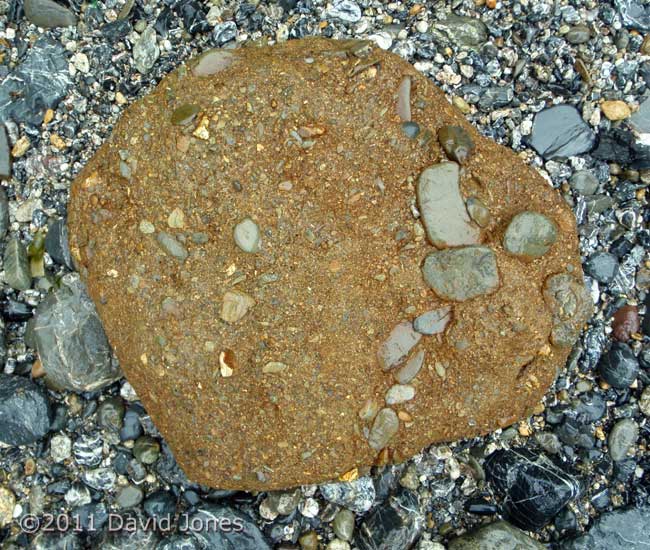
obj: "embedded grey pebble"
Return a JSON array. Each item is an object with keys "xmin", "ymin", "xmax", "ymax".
[
  {"xmin": 448, "ymin": 520, "xmax": 545, "ymax": 549},
  {"xmin": 402, "ymin": 121, "xmax": 420, "ymax": 139},
  {"xmin": 0, "ymin": 373, "xmax": 52, "ymax": 446},
  {"xmin": 413, "ymin": 306, "xmax": 452, "ymax": 335},
  {"xmin": 385, "ymin": 384, "xmax": 415, "ymax": 405},
  {"xmin": 569, "ymin": 171, "xmax": 599, "ymax": 195},
  {"xmin": 394, "ymin": 349, "xmax": 425, "ymax": 384},
  {"xmin": 503, "ymin": 211, "xmax": 558, "ymax": 258},
  {"xmin": 233, "ymin": 217, "xmax": 261, "ymax": 253},
  {"xmin": 417, "ymin": 162, "xmax": 479, "ymax": 248},
  {"xmin": 543, "ymin": 274, "xmax": 593, "ymax": 348},
  {"xmin": 157, "ymin": 232, "xmax": 189, "ymax": 261},
  {"xmin": 327, "ymin": 0, "xmax": 362, "ymax": 23},
  {"xmin": 466, "ymin": 197, "xmax": 491, "ymax": 227},
  {"xmin": 584, "ymin": 251, "xmax": 619, "ymax": 284},
  {"xmin": 24, "ymin": 0, "xmax": 77, "ymax": 28},
  {"xmin": 320, "ymin": 476, "xmax": 376, "ymax": 513},
  {"xmin": 368, "ymin": 408, "xmax": 400, "ymax": 451},
  {"xmin": 607, "ymin": 418, "xmax": 638, "ymax": 461},
  {"xmin": 32, "ymin": 273, "xmax": 121, "ymax": 392},
  {"xmin": 377, "ymin": 321, "xmax": 422, "ymax": 371},
  {"xmin": 333, "ymin": 509, "xmax": 355, "ymax": 542},
  {"xmin": 3, "ymin": 237, "xmax": 32, "ymax": 291},
  {"xmin": 0, "ymin": 125, "xmax": 10, "ymax": 180},
  {"xmin": 422, "ymin": 246, "xmax": 499, "ymax": 302},
  {"xmin": 133, "ymin": 27, "xmax": 160, "ymax": 73}
]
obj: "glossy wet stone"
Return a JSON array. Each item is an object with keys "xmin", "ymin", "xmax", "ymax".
[
  {"xmin": 503, "ymin": 211, "xmax": 558, "ymax": 258},
  {"xmin": 422, "ymin": 246, "xmax": 499, "ymax": 301},
  {"xmin": 438, "ymin": 125, "xmax": 475, "ymax": 164},
  {"xmin": 31, "ymin": 273, "xmax": 120, "ymax": 392},
  {"xmin": 527, "ymin": 105, "xmax": 596, "ymax": 159},
  {"xmin": 0, "ymin": 373, "xmax": 52, "ymax": 446},
  {"xmin": 560, "ymin": 506, "xmax": 650, "ymax": 549},
  {"xmin": 417, "ymin": 162, "xmax": 479, "ymax": 248},
  {"xmin": 611, "ymin": 304, "xmax": 639, "ymax": 342},
  {"xmin": 448, "ymin": 521, "xmax": 545, "ymax": 549},
  {"xmin": 598, "ymin": 342, "xmax": 639, "ymax": 388},
  {"xmin": 68, "ymin": 38, "xmax": 585, "ymax": 491},
  {"xmin": 485, "ymin": 448, "xmax": 580, "ymax": 531},
  {"xmin": 3, "ymin": 237, "xmax": 32, "ymax": 291},
  {"xmin": 608, "ymin": 418, "xmax": 638, "ymax": 461}
]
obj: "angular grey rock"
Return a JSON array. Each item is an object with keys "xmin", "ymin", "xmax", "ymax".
[
  {"xmin": 24, "ymin": 0, "xmax": 77, "ymax": 28},
  {"xmin": 45, "ymin": 219, "xmax": 75, "ymax": 270},
  {"xmin": 607, "ymin": 418, "xmax": 638, "ymax": 461},
  {"xmin": 417, "ymin": 162, "xmax": 479, "ymax": 248},
  {"xmin": 3, "ymin": 237, "xmax": 32, "ymax": 291},
  {"xmin": 320, "ymin": 476, "xmax": 376, "ymax": 513},
  {"xmin": 448, "ymin": 521, "xmax": 545, "ymax": 550},
  {"xmin": 133, "ymin": 27, "xmax": 160, "ymax": 74},
  {"xmin": 0, "ymin": 373, "xmax": 52, "ymax": 446},
  {"xmin": 32, "ymin": 273, "xmax": 121, "ymax": 392},
  {"xmin": 422, "ymin": 246, "xmax": 499, "ymax": 302},
  {"xmin": 0, "ymin": 37, "xmax": 72, "ymax": 126},
  {"xmin": 432, "ymin": 14, "xmax": 488, "ymax": 49},
  {"xmin": 0, "ymin": 188, "xmax": 9, "ymax": 239},
  {"xmin": 212, "ymin": 22, "xmax": 238, "ymax": 45},
  {"xmin": 527, "ymin": 105, "xmax": 596, "ymax": 159},
  {"xmin": 186, "ymin": 503, "xmax": 271, "ymax": 549},
  {"xmin": 327, "ymin": 0, "xmax": 362, "ymax": 23},
  {"xmin": 561, "ymin": 506, "xmax": 650, "ymax": 549},
  {"xmin": 503, "ymin": 211, "xmax": 558, "ymax": 258},
  {"xmin": 0, "ymin": 125, "xmax": 10, "ymax": 180},
  {"xmin": 584, "ymin": 251, "xmax": 619, "ymax": 284}
]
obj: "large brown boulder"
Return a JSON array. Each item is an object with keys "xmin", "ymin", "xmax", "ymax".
[{"xmin": 68, "ymin": 38, "xmax": 591, "ymax": 490}]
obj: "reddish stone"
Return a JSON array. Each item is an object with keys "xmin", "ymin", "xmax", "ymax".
[{"xmin": 612, "ymin": 305, "xmax": 640, "ymax": 342}]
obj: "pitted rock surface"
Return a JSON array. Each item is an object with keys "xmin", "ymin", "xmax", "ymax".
[{"xmin": 69, "ymin": 38, "xmax": 586, "ymax": 490}]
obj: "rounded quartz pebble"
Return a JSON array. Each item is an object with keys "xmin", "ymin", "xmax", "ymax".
[{"xmin": 68, "ymin": 38, "xmax": 585, "ymax": 491}]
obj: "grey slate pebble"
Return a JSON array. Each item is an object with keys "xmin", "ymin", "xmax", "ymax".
[
  {"xmin": 607, "ymin": 418, "xmax": 638, "ymax": 461},
  {"xmin": 32, "ymin": 273, "xmax": 121, "ymax": 392},
  {"xmin": 0, "ymin": 373, "xmax": 52, "ymax": 446},
  {"xmin": 45, "ymin": 219, "xmax": 75, "ymax": 270},
  {"xmin": 569, "ymin": 171, "xmax": 599, "ymax": 195},
  {"xmin": 3, "ymin": 237, "xmax": 32, "ymax": 291},
  {"xmin": 24, "ymin": 0, "xmax": 77, "ymax": 28},
  {"xmin": 584, "ymin": 251, "xmax": 619, "ymax": 283},
  {"xmin": 598, "ymin": 342, "xmax": 639, "ymax": 388},
  {"xmin": 527, "ymin": 105, "xmax": 596, "ymax": 159}
]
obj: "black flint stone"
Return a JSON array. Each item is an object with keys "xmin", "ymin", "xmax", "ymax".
[
  {"xmin": 592, "ymin": 128, "xmax": 650, "ymax": 169},
  {"xmin": 485, "ymin": 448, "xmax": 580, "ymax": 531}
]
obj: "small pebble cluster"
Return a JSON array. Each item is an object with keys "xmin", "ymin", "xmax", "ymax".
[{"xmin": 1, "ymin": 0, "xmax": 650, "ymax": 549}]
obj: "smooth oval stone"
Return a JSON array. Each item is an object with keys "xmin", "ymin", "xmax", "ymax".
[
  {"xmin": 565, "ymin": 25, "xmax": 591, "ymax": 45},
  {"xmin": 569, "ymin": 170, "xmax": 599, "ymax": 195},
  {"xmin": 368, "ymin": 408, "xmax": 399, "ymax": 451},
  {"xmin": 422, "ymin": 246, "xmax": 499, "ymax": 301},
  {"xmin": 417, "ymin": 162, "xmax": 480, "ymax": 248},
  {"xmin": 401, "ymin": 121, "xmax": 420, "ymax": 139},
  {"xmin": 412, "ymin": 306, "xmax": 452, "ymax": 335},
  {"xmin": 24, "ymin": 0, "xmax": 77, "ymax": 28},
  {"xmin": 448, "ymin": 521, "xmax": 545, "ymax": 550},
  {"xmin": 598, "ymin": 342, "xmax": 639, "ymax": 388},
  {"xmin": 377, "ymin": 321, "xmax": 422, "ymax": 371},
  {"xmin": 385, "ymin": 384, "xmax": 415, "ymax": 405},
  {"xmin": 503, "ymin": 211, "xmax": 558, "ymax": 258},
  {"xmin": 171, "ymin": 104, "xmax": 200, "ymax": 126},
  {"xmin": 192, "ymin": 50, "xmax": 235, "ymax": 77},
  {"xmin": 233, "ymin": 218, "xmax": 261, "ymax": 253},
  {"xmin": 608, "ymin": 418, "xmax": 638, "ymax": 461},
  {"xmin": 438, "ymin": 125, "xmax": 475, "ymax": 164},
  {"xmin": 394, "ymin": 349, "xmax": 425, "ymax": 384}
]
